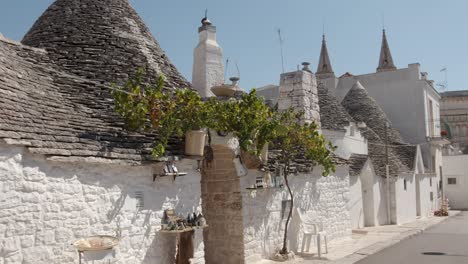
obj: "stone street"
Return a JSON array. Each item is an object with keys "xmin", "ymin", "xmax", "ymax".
[
  {"xmin": 356, "ymin": 211, "xmax": 468, "ymax": 264},
  {"xmin": 254, "ymin": 211, "xmax": 461, "ymax": 264}
]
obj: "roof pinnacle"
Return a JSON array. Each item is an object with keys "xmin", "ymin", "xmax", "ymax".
[
  {"xmin": 316, "ymin": 34, "xmax": 334, "ymax": 77},
  {"xmin": 377, "ymin": 29, "xmax": 397, "ymax": 72}
]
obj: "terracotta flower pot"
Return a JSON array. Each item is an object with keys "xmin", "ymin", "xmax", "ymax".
[
  {"xmin": 185, "ymin": 130, "xmax": 206, "ymax": 157},
  {"xmin": 240, "ymin": 150, "xmax": 262, "ymax": 169}
]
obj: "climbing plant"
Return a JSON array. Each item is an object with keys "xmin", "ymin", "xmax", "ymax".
[
  {"xmin": 111, "ymin": 69, "xmax": 275, "ymax": 158},
  {"xmin": 112, "ymin": 69, "xmax": 337, "ymax": 256}
]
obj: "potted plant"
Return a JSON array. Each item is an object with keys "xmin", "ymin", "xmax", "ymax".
[
  {"xmin": 204, "ymin": 89, "xmax": 274, "ymax": 169},
  {"xmin": 174, "ymin": 89, "xmax": 208, "ymax": 157}
]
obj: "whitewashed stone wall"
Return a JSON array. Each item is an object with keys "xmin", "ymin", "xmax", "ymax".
[
  {"xmin": 240, "ymin": 167, "xmax": 351, "ymax": 260},
  {"xmin": 394, "ymin": 174, "xmax": 417, "ymax": 225},
  {"xmin": 0, "ymin": 144, "xmax": 204, "ymax": 264},
  {"xmin": 416, "ymin": 174, "xmax": 438, "ymax": 217},
  {"xmin": 348, "ymin": 174, "xmax": 364, "ymax": 229}
]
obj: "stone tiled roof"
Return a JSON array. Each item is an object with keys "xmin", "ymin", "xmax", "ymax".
[
  {"xmin": 267, "ymin": 149, "xmax": 348, "ymax": 174},
  {"xmin": 341, "ymin": 81, "xmax": 404, "ymax": 144},
  {"xmin": 0, "ymin": 0, "xmax": 193, "ymax": 165},
  {"xmin": 342, "ymin": 81, "xmax": 416, "ymax": 176},
  {"xmin": 359, "ymin": 127, "xmax": 410, "ymax": 177},
  {"xmin": 317, "ymin": 82, "xmax": 352, "ymax": 131},
  {"xmin": 22, "ymin": 0, "xmax": 189, "ymax": 88},
  {"xmin": 348, "ymin": 154, "xmax": 368, "ymax": 176},
  {"xmin": 0, "ymin": 36, "xmax": 183, "ymax": 165}
]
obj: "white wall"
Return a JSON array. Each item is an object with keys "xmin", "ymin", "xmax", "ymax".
[
  {"xmin": 323, "ymin": 125, "xmax": 368, "ymax": 160},
  {"xmin": 240, "ymin": 167, "xmax": 351, "ymax": 261},
  {"xmin": 394, "ymin": 174, "xmax": 417, "ymax": 224},
  {"xmin": 0, "ymin": 144, "xmax": 204, "ymax": 264},
  {"xmin": 443, "ymin": 155, "xmax": 468, "ymax": 209},
  {"xmin": 348, "ymin": 174, "xmax": 364, "ymax": 229},
  {"xmin": 416, "ymin": 174, "xmax": 438, "ymax": 217},
  {"xmin": 359, "ymin": 161, "xmax": 388, "ymax": 227},
  {"xmin": 355, "ymin": 64, "xmax": 427, "ymax": 145}
]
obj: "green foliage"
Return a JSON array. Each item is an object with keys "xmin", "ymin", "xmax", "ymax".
[
  {"xmin": 273, "ymin": 109, "xmax": 336, "ymax": 176},
  {"xmin": 111, "ymin": 68, "xmax": 337, "ymax": 172},
  {"xmin": 111, "ymin": 69, "xmax": 177, "ymax": 158},
  {"xmin": 205, "ymin": 90, "xmax": 275, "ymax": 156}
]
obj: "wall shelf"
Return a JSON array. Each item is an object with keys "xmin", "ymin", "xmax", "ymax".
[
  {"xmin": 246, "ymin": 186, "xmax": 283, "ymax": 191},
  {"xmin": 158, "ymin": 225, "xmax": 208, "ymax": 234}
]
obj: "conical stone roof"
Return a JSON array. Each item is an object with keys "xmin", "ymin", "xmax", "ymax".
[
  {"xmin": 317, "ymin": 82, "xmax": 351, "ymax": 131},
  {"xmin": 341, "ymin": 81, "xmax": 404, "ymax": 144},
  {"xmin": 342, "ymin": 81, "xmax": 416, "ymax": 175},
  {"xmin": 22, "ymin": 0, "xmax": 189, "ymax": 88}
]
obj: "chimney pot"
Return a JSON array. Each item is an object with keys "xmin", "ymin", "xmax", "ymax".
[{"xmin": 302, "ymin": 62, "xmax": 312, "ymax": 72}]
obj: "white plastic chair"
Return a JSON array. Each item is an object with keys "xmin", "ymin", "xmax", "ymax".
[{"xmin": 296, "ymin": 208, "xmax": 328, "ymax": 258}]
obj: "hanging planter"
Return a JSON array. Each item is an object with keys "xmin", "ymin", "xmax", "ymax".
[
  {"xmin": 210, "ymin": 77, "xmax": 240, "ymax": 97},
  {"xmin": 185, "ymin": 130, "xmax": 206, "ymax": 157},
  {"xmin": 240, "ymin": 150, "xmax": 262, "ymax": 169}
]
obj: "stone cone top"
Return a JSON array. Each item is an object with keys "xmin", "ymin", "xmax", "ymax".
[
  {"xmin": 377, "ymin": 29, "xmax": 397, "ymax": 72},
  {"xmin": 316, "ymin": 34, "xmax": 334, "ymax": 76},
  {"xmin": 22, "ymin": 0, "xmax": 189, "ymax": 88}
]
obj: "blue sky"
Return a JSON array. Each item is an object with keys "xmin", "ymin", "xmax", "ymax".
[{"xmin": 0, "ymin": 0, "xmax": 467, "ymax": 91}]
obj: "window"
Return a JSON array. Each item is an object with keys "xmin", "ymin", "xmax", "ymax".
[
  {"xmin": 448, "ymin": 178, "xmax": 457, "ymax": 185},
  {"xmin": 430, "ymin": 178, "xmax": 433, "ymax": 187},
  {"xmin": 404, "ymin": 179, "xmax": 407, "ymax": 191},
  {"xmin": 430, "ymin": 192, "xmax": 434, "ymax": 201}
]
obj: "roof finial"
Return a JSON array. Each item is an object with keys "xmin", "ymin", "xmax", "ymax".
[
  {"xmin": 322, "ymin": 18, "xmax": 325, "ymax": 36},
  {"xmin": 201, "ymin": 9, "xmax": 212, "ymax": 25},
  {"xmin": 377, "ymin": 28, "xmax": 397, "ymax": 72},
  {"xmin": 382, "ymin": 12, "xmax": 385, "ymax": 31},
  {"xmin": 316, "ymin": 32, "xmax": 334, "ymax": 77}
]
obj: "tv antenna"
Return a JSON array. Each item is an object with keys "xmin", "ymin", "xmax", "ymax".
[
  {"xmin": 277, "ymin": 28, "xmax": 285, "ymax": 73},
  {"xmin": 437, "ymin": 67, "xmax": 448, "ymax": 92}
]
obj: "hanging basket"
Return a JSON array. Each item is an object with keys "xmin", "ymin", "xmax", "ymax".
[
  {"xmin": 240, "ymin": 150, "xmax": 262, "ymax": 170},
  {"xmin": 185, "ymin": 130, "xmax": 206, "ymax": 157}
]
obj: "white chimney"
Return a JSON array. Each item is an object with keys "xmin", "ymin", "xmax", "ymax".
[{"xmin": 192, "ymin": 16, "xmax": 224, "ymax": 97}]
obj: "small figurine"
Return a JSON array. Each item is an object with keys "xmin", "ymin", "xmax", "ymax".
[
  {"xmin": 197, "ymin": 213, "xmax": 206, "ymax": 227},
  {"xmin": 187, "ymin": 213, "xmax": 193, "ymax": 226}
]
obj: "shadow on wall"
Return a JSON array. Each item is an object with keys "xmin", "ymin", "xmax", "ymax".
[
  {"xmin": 241, "ymin": 166, "xmax": 350, "ymax": 258},
  {"xmin": 2, "ymin": 145, "xmax": 201, "ymax": 264}
]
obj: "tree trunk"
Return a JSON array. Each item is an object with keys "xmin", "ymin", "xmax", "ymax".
[{"xmin": 280, "ymin": 165, "xmax": 294, "ymax": 255}]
